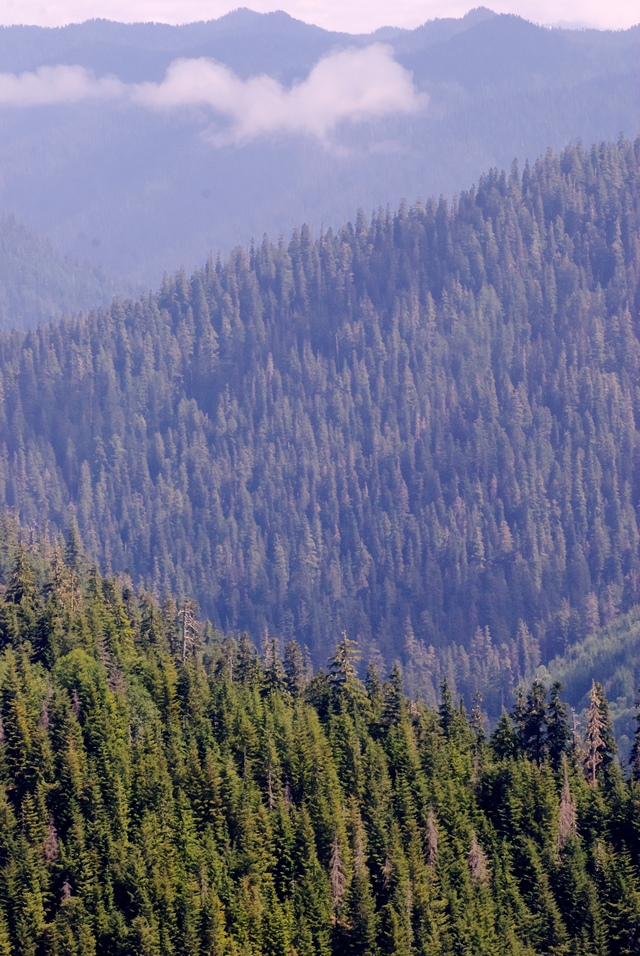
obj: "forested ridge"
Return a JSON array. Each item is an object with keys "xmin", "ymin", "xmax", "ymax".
[
  {"xmin": 1, "ymin": 531, "xmax": 640, "ymax": 955},
  {"xmin": 0, "ymin": 137, "xmax": 639, "ymax": 711}
]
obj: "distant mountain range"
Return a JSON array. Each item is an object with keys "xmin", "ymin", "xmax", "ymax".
[{"xmin": 0, "ymin": 7, "xmax": 637, "ymax": 290}]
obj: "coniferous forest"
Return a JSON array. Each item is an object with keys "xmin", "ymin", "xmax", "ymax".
[
  {"xmin": 0, "ymin": 138, "xmax": 637, "ymax": 715},
  {"xmin": 0, "ymin": 527, "xmax": 640, "ymax": 956}
]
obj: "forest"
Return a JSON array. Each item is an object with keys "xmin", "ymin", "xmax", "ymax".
[
  {"xmin": 0, "ymin": 527, "xmax": 639, "ymax": 955},
  {"xmin": 0, "ymin": 137, "xmax": 637, "ymax": 716}
]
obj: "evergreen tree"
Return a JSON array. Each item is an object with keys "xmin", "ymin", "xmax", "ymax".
[
  {"xmin": 283, "ymin": 639, "xmax": 308, "ymax": 697},
  {"xmin": 547, "ymin": 681, "xmax": 570, "ymax": 773},
  {"xmin": 584, "ymin": 681, "xmax": 616, "ymax": 785},
  {"xmin": 523, "ymin": 678, "xmax": 548, "ymax": 767},
  {"xmin": 438, "ymin": 679, "xmax": 455, "ymax": 739}
]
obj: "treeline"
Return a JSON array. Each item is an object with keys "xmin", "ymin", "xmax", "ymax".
[
  {"xmin": 1, "ymin": 537, "xmax": 640, "ymax": 954},
  {"xmin": 0, "ymin": 138, "xmax": 638, "ymax": 706}
]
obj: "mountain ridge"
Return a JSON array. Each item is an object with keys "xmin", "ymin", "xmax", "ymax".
[{"xmin": 0, "ymin": 10, "xmax": 636, "ymax": 286}]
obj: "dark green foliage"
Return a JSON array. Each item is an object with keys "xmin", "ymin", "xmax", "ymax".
[
  {"xmin": 546, "ymin": 681, "xmax": 570, "ymax": 772},
  {"xmin": 630, "ymin": 696, "xmax": 640, "ymax": 782},
  {"xmin": 522, "ymin": 679, "xmax": 548, "ymax": 767},
  {"xmin": 0, "ymin": 545, "xmax": 637, "ymax": 953}
]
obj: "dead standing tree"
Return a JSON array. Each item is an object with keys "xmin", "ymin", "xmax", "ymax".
[{"xmin": 180, "ymin": 599, "xmax": 200, "ymax": 663}]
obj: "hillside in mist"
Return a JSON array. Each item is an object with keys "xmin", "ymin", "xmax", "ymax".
[{"xmin": 0, "ymin": 213, "xmax": 138, "ymax": 329}]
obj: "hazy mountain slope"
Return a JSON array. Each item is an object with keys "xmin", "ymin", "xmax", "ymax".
[
  {"xmin": 0, "ymin": 213, "xmax": 138, "ymax": 329},
  {"xmin": 543, "ymin": 609, "xmax": 640, "ymax": 761},
  {"xmin": 0, "ymin": 138, "xmax": 637, "ymax": 710},
  {"xmin": 0, "ymin": 10, "xmax": 637, "ymax": 284}
]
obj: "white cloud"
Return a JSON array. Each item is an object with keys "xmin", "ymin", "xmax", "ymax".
[
  {"xmin": 134, "ymin": 45, "xmax": 427, "ymax": 144},
  {"xmin": 0, "ymin": 46, "xmax": 426, "ymax": 145},
  {"xmin": 0, "ymin": 64, "xmax": 125, "ymax": 107}
]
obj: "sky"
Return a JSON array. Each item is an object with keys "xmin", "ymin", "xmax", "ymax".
[{"xmin": 0, "ymin": 0, "xmax": 637, "ymax": 32}]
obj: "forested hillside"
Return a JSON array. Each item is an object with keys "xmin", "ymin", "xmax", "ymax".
[
  {"xmin": 0, "ymin": 138, "xmax": 638, "ymax": 709},
  {"xmin": 0, "ymin": 214, "xmax": 136, "ymax": 330},
  {"xmin": 0, "ymin": 532, "xmax": 639, "ymax": 955},
  {"xmin": 544, "ymin": 608, "xmax": 640, "ymax": 761}
]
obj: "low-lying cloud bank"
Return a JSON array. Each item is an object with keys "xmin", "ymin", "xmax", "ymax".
[
  {"xmin": 0, "ymin": 64, "xmax": 125, "ymax": 106},
  {"xmin": 0, "ymin": 46, "xmax": 426, "ymax": 144},
  {"xmin": 134, "ymin": 46, "xmax": 426, "ymax": 143}
]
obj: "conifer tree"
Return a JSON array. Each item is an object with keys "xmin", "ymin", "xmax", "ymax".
[
  {"xmin": 262, "ymin": 633, "xmax": 284, "ymax": 691},
  {"xmin": 329, "ymin": 833, "xmax": 348, "ymax": 919},
  {"xmin": 180, "ymin": 599, "xmax": 199, "ymax": 663},
  {"xmin": 583, "ymin": 681, "xmax": 616, "ymax": 785},
  {"xmin": 470, "ymin": 691, "xmax": 486, "ymax": 744},
  {"xmin": 283, "ymin": 639, "xmax": 307, "ymax": 697},
  {"xmin": 547, "ymin": 681, "xmax": 570, "ymax": 773},
  {"xmin": 523, "ymin": 678, "xmax": 548, "ymax": 766},
  {"xmin": 631, "ymin": 706, "xmax": 640, "ymax": 783},
  {"xmin": 490, "ymin": 711, "xmax": 518, "ymax": 760},
  {"xmin": 329, "ymin": 634, "xmax": 361, "ymax": 689},
  {"xmin": 438, "ymin": 679, "xmax": 455, "ymax": 739}
]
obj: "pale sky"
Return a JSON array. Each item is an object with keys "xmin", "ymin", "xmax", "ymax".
[{"xmin": 0, "ymin": 0, "xmax": 637, "ymax": 33}]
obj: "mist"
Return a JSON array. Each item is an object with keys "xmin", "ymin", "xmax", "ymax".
[
  {"xmin": 0, "ymin": 46, "xmax": 426, "ymax": 144},
  {"xmin": 0, "ymin": 64, "xmax": 125, "ymax": 107}
]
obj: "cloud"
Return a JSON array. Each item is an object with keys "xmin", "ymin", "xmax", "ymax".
[
  {"xmin": 134, "ymin": 45, "xmax": 427, "ymax": 144},
  {"xmin": 0, "ymin": 64, "xmax": 125, "ymax": 107},
  {"xmin": 0, "ymin": 46, "xmax": 426, "ymax": 144}
]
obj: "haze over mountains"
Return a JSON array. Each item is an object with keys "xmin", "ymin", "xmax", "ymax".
[
  {"xmin": 0, "ymin": 7, "xmax": 638, "ymax": 288},
  {"xmin": 0, "ymin": 213, "xmax": 138, "ymax": 329}
]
